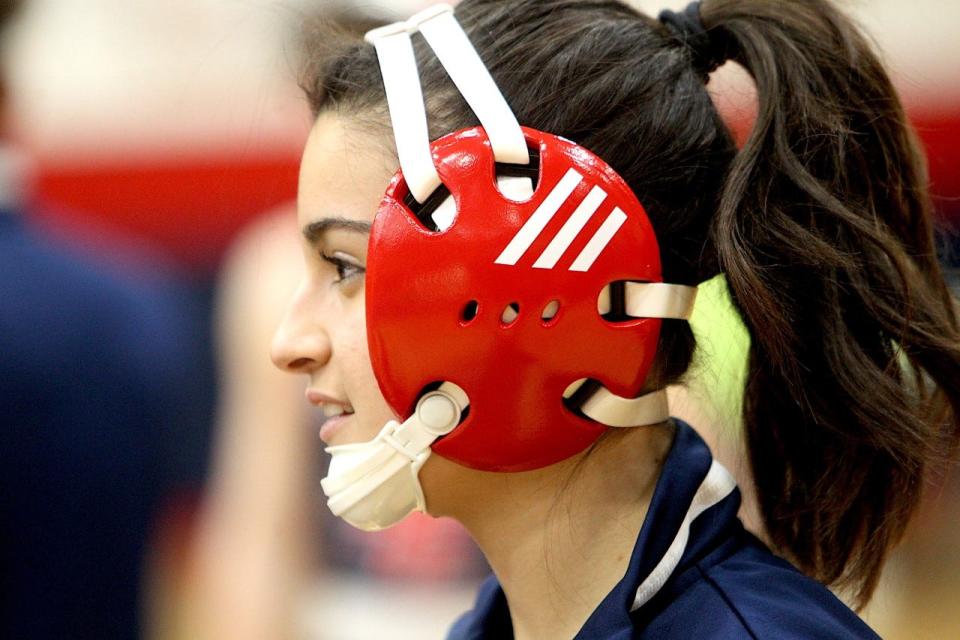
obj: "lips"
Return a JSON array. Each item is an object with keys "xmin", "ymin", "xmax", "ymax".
[
  {"xmin": 306, "ymin": 389, "xmax": 352, "ymax": 411},
  {"xmin": 306, "ymin": 389, "xmax": 355, "ymax": 444},
  {"xmin": 320, "ymin": 404, "xmax": 355, "ymax": 444},
  {"xmin": 319, "ymin": 412, "xmax": 354, "ymax": 445}
]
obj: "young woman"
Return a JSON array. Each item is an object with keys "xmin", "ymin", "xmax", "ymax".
[{"xmin": 271, "ymin": 1, "xmax": 960, "ymax": 637}]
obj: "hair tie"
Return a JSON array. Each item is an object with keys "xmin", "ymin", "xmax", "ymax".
[{"xmin": 658, "ymin": 2, "xmax": 726, "ymax": 79}]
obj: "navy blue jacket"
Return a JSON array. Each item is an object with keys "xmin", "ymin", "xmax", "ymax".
[{"xmin": 448, "ymin": 420, "xmax": 880, "ymax": 639}]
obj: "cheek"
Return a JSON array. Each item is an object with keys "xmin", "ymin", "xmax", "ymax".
[{"xmin": 341, "ymin": 300, "xmax": 397, "ymax": 424}]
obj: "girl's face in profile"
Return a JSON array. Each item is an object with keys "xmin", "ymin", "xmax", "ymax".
[{"xmin": 271, "ymin": 111, "xmax": 399, "ymax": 448}]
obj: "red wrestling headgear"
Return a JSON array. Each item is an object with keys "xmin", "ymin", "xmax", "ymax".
[
  {"xmin": 320, "ymin": 3, "xmax": 696, "ymax": 529},
  {"xmin": 369, "ymin": 124, "xmax": 676, "ymax": 471}
]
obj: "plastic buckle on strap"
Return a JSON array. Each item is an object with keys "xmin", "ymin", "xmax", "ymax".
[
  {"xmin": 380, "ymin": 383, "xmax": 470, "ymax": 461},
  {"xmin": 380, "ymin": 422, "xmax": 427, "ymax": 463}
]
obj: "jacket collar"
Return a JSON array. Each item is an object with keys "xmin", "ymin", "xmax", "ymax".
[{"xmin": 450, "ymin": 419, "xmax": 741, "ymax": 639}]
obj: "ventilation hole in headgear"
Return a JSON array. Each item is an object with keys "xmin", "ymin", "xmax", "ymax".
[
  {"xmin": 500, "ymin": 302, "xmax": 520, "ymax": 326},
  {"xmin": 541, "ymin": 300, "xmax": 560, "ymax": 323},
  {"xmin": 461, "ymin": 300, "xmax": 480, "ymax": 324}
]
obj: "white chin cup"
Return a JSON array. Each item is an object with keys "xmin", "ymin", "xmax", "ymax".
[
  {"xmin": 320, "ymin": 384, "xmax": 468, "ymax": 532},
  {"xmin": 323, "ymin": 427, "xmax": 429, "ymax": 531}
]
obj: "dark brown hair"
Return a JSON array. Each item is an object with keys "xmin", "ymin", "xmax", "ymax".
[
  {"xmin": 0, "ymin": 0, "xmax": 21, "ymax": 27},
  {"xmin": 0, "ymin": 0, "xmax": 23, "ymax": 104},
  {"xmin": 301, "ymin": 0, "xmax": 960, "ymax": 607}
]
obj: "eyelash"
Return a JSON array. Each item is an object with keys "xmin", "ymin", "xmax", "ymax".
[{"xmin": 320, "ymin": 252, "xmax": 364, "ymax": 283}]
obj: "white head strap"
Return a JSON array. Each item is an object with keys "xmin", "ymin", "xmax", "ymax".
[
  {"xmin": 365, "ymin": 4, "xmax": 531, "ymax": 205},
  {"xmin": 410, "ymin": 5, "xmax": 530, "ymax": 166},
  {"xmin": 598, "ymin": 282, "xmax": 699, "ymax": 320},
  {"xmin": 364, "ymin": 23, "xmax": 441, "ymax": 204},
  {"xmin": 563, "ymin": 380, "xmax": 670, "ymax": 428}
]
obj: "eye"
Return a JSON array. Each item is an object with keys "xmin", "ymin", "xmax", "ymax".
[{"xmin": 320, "ymin": 252, "xmax": 365, "ymax": 284}]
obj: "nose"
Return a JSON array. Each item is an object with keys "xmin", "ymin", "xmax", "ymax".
[{"xmin": 271, "ymin": 281, "xmax": 332, "ymax": 374}]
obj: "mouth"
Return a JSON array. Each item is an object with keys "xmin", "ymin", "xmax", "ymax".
[
  {"xmin": 306, "ymin": 389, "xmax": 355, "ymax": 444},
  {"xmin": 321, "ymin": 404, "xmax": 355, "ymax": 419},
  {"xmin": 319, "ymin": 403, "xmax": 355, "ymax": 445},
  {"xmin": 319, "ymin": 410, "xmax": 354, "ymax": 445}
]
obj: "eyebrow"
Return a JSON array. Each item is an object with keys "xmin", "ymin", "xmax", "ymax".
[{"xmin": 303, "ymin": 217, "xmax": 372, "ymax": 243}]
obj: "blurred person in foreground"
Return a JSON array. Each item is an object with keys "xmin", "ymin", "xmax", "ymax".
[
  {"xmin": 0, "ymin": 1, "xmax": 211, "ymax": 637},
  {"xmin": 178, "ymin": 207, "xmax": 316, "ymax": 640}
]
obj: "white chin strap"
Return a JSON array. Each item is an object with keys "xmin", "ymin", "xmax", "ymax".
[
  {"xmin": 321, "ymin": 383, "xmax": 469, "ymax": 531},
  {"xmin": 321, "ymin": 375, "xmax": 682, "ymax": 532}
]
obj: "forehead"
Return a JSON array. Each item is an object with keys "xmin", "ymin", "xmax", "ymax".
[{"xmin": 297, "ymin": 111, "xmax": 398, "ymax": 228}]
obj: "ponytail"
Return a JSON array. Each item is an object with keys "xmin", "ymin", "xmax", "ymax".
[{"xmin": 699, "ymin": 0, "xmax": 960, "ymax": 606}]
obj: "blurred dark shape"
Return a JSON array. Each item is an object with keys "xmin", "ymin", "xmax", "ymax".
[
  {"xmin": 0, "ymin": 203, "xmax": 213, "ymax": 639},
  {"xmin": 0, "ymin": 2, "xmax": 214, "ymax": 637}
]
